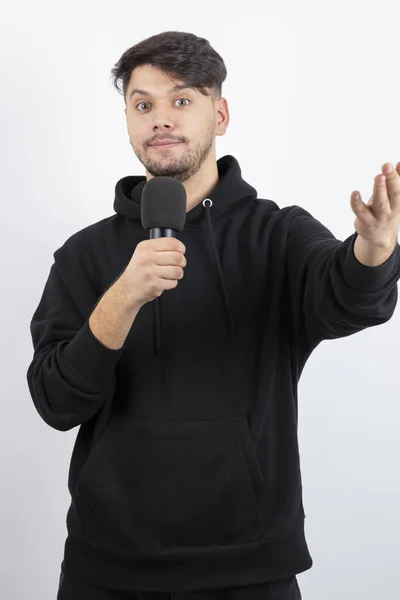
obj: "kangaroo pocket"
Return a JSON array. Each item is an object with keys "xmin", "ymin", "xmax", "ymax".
[{"xmin": 75, "ymin": 415, "xmax": 265, "ymax": 552}]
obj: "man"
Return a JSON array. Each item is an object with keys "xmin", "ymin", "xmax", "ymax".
[{"xmin": 27, "ymin": 31, "xmax": 400, "ymax": 600}]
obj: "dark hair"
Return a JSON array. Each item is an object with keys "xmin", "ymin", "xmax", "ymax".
[{"xmin": 110, "ymin": 31, "xmax": 227, "ymax": 106}]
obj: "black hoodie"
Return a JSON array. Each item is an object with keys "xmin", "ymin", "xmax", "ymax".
[{"xmin": 26, "ymin": 155, "xmax": 400, "ymax": 593}]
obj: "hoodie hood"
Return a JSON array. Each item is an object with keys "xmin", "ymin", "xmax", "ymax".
[
  {"xmin": 113, "ymin": 155, "xmax": 257, "ymax": 356},
  {"xmin": 113, "ymin": 154, "xmax": 256, "ymax": 227}
]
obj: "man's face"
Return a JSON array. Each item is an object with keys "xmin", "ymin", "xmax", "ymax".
[{"xmin": 124, "ymin": 64, "xmax": 226, "ymax": 183}]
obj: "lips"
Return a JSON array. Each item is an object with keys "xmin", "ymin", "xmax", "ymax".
[{"xmin": 150, "ymin": 141, "xmax": 182, "ymax": 147}]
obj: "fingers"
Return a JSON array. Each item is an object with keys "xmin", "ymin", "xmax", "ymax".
[
  {"xmin": 382, "ymin": 162, "xmax": 400, "ymax": 213},
  {"xmin": 370, "ymin": 172, "xmax": 391, "ymax": 218}
]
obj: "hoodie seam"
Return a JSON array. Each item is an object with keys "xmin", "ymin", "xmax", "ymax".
[{"xmin": 72, "ymin": 513, "xmax": 304, "ymax": 557}]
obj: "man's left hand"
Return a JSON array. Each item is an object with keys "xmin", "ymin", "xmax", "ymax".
[{"xmin": 351, "ymin": 161, "xmax": 400, "ymax": 249}]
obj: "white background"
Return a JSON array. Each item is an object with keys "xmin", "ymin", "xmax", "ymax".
[{"xmin": 2, "ymin": 1, "xmax": 399, "ymax": 598}]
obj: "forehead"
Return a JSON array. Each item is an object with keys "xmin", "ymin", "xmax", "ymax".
[
  {"xmin": 128, "ymin": 84, "xmax": 199, "ymax": 101},
  {"xmin": 127, "ymin": 65, "xmax": 201, "ymax": 100}
]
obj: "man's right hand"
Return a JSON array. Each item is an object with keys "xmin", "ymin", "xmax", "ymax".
[{"xmin": 120, "ymin": 237, "xmax": 187, "ymax": 308}]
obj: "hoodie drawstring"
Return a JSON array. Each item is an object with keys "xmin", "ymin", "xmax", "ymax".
[
  {"xmin": 203, "ymin": 199, "xmax": 236, "ymax": 340},
  {"xmin": 153, "ymin": 198, "xmax": 236, "ymax": 356}
]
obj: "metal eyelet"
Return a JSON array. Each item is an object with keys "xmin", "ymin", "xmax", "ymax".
[{"xmin": 203, "ymin": 199, "xmax": 213, "ymax": 208}]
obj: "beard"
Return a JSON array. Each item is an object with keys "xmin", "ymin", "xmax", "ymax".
[{"xmin": 131, "ymin": 120, "xmax": 216, "ymax": 183}]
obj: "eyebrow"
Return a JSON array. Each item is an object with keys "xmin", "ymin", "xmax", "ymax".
[{"xmin": 129, "ymin": 84, "xmax": 197, "ymax": 100}]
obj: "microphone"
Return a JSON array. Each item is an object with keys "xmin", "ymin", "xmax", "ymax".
[{"xmin": 141, "ymin": 176, "xmax": 187, "ymax": 354}]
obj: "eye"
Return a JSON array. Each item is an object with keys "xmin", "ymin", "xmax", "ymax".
[{"xmin": 136, "ymin": 98, "xmax": 191, "ymax": 111}]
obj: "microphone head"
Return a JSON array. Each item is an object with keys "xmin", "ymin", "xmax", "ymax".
[{"xmin": 141, "ymin": 176, "xmax": 187, "ymax": 231}]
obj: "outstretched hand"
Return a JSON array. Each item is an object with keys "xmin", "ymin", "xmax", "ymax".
[{"xmin": 351, "ymin": 162, "xmax": 400, "ymax": 249}]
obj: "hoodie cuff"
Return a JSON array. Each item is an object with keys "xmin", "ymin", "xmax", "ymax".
[
  {"xmin": 344, "ymin": 232, "xmax": 400, "ymax": 292},
  {"xmin": 62, "ymin": 319, "xmax": 124, "ymax": 389}
]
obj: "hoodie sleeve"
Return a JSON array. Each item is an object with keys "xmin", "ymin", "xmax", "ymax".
[
  {"xmin": 286, "ymin": 206, "xmax": 400, "ymax": 350},
  {"xmin": 26, "ymin": 251, "xmax": 125, "ymax": 432}
]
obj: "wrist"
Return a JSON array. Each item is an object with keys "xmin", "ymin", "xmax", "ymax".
[
  {"xmin": 115, "ymin": 273, "xmax": 144, "ymax": 313},
  {"xmin": 354, "ymin": 234, "xmax": 398, "ymax": 267}
]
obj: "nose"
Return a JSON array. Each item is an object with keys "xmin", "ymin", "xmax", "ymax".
[{"xmin": 151, "ymin": 109, "xmax": 175, "ymax": 131}]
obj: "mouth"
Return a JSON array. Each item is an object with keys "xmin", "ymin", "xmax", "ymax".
[{"xmin": 149, "ymin": 141, "xmax": 183, "ymax": 149}]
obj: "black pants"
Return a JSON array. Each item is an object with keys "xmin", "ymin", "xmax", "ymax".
[{"xmin": 57, "ymin": 572, "xmax": 302, "ymax": 600}]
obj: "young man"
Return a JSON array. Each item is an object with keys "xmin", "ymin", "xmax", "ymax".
[{"xmin": 27, "ymin": 30, "xmax": 400, "ymax": 600}]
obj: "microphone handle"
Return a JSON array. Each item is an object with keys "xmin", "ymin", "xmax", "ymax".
[
  {"xmin": 149, "ymin": 228, "xmax": 178, "ymax": 354},
  {"xmin": 150, "ymin": 228, "xmax": 176, "ymax": 238}
]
